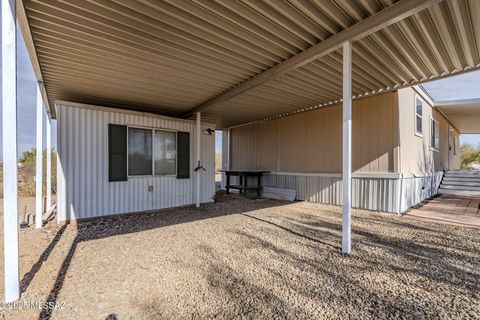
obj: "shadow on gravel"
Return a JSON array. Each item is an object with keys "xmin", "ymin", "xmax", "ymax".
[
  {"xmin": 240, "ymin": 213, "xmax": 339, "ymax": 250},
  {"xmin": 285, "ymin": 214, "xmax": 479, "ymax": 288},
  {"xmin": 35, "ymin": 193, "xmax": 480, "ymax": 319},
  {"xmin": 207, "ymin": 262, "xmax": 294, "ymax": 319},
  {"xmin": 201, "ymin": 231, "xmax": 422, "ymax": 319},
  {"xmin": 37, "ymin": 193, "xmax": 291, "ymax": 319},
  {"xmin": 20, "ymin": 225, "xmax": 67, "ymax": 293},
  {"xmin": 211, "ymin": 211, "xmax": 479, "ymax": 318}
]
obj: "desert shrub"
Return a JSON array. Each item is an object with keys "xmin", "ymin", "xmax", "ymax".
[
  {"xmin": 19, "ymin": 149, "xmax": 36, "ymax": 164},
  {"xmin": 0, "ymin": 148, "xmax": 57, "ymax": 198},
  {"xmin": 460, "ymin": 143, "xmax": 480, "ymax": 170}
]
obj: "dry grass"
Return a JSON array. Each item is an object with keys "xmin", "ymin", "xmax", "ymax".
[{"xmin": 0, "ymin": 150, "xmax": 56, "ymax": 198}]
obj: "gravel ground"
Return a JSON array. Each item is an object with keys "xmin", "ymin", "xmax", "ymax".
[{"xmin": 1, "ymin": 193, "xmax": 479, "ymax": 319}]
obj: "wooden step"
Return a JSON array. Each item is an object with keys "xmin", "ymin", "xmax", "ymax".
[
  {"xmin": 438, "ymin": 188, "xmax": 480, "ymax": 196},
  {"xmin": 445, "ymin": 170, "xmax": 480, "ymax": 174},
  {"xmin": 262, "ymin": 187, "xmax": 296, "ymax": 201},
  {"xmin": 439, "ymin": 184, "xmax": 480, "ymax": 191},
  {"xmin": 445, "ymin": 172, "xmax": 480, "ymax": 178},
  {"xmin": 443, "ymin": 176, "xmax": 480, "ymax": 183},
  {"xmin": 441, "ymin": 180, "xmax": 480, "ymax": 187}
]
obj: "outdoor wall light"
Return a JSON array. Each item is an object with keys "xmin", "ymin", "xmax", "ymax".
[{"xmin": 204, "ymin": 128, "xmax": 215, "ymax": 135}]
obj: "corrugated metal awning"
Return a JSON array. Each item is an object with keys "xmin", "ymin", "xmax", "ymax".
[{"xmin": 18, "ymin": 0, "xmax": 480, "ymax": 128}]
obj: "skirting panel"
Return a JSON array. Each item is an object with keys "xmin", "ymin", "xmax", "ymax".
[{"xmin": 257, "ymin": 172, "xmax": 444, "ymax": 214}]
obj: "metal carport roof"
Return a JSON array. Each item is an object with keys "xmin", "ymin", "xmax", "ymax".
[{"xmin": 17, "ymin": 0, "xmax": 480, "ymax": 128}]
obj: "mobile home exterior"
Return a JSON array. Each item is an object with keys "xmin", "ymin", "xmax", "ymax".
[
  {"xmin": 55, "ymin": 86, "xmax": 461, "ymax": 221},
  {"xmin": 223, "ymin": 87, "xmax": 460, "ymax": 213},
  {"xmin": 4, "ymin": 0, "xmax": 480, "ymax": 302},
  {"xmin": 56, "ymin": 102, "xmax": 216, "ymax": 221}
]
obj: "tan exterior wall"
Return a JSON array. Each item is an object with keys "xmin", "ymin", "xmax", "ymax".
[
  {"xmin": 398, "ymin": 87, "xmax": 460, "ymax": 174},
  {"xmin": 230, "ymin": 92, "xmax": 399, "ymax": 173}
]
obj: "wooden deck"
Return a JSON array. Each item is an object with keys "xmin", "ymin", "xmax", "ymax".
[{"xmin": 404, "ymin": 195, "xmax": 480, "ymax": 228}]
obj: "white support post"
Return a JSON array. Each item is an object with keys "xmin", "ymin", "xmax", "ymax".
[
  {"xmin": 342, "ymin": 41, "xmax": 352, "ymax": 254},
  {"xmin": 35, "ymin": 84, "xmax": 43, "ymax": 229},
  {"xmin": 221, "ymin": 129, "xmax": 231, "ymax": 190},
  {"xmin": 46, "ymin": 117, "xmax": 52, "ymax": 210},
  {"xmin": 2, "ymin": 0, "xmax": 20, "ymax": 303},
  {"xmin": 195, "ymin": 112, "xmax": 201, "ymax": 208},
  {"xmin": 226, "ymin": 129, "xmax": 231, "ymax": 171}
]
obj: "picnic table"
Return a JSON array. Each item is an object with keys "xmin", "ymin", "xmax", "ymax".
[{"xmin": 220, "ymin": 170, "xmax": 269, "ymax": 197}]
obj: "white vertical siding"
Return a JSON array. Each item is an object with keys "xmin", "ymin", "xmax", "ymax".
[{"xmin": 56, "ymin": 103, "xmax": 215, "ymax": 221}]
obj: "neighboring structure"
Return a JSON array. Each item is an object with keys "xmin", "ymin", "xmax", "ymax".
[
  {"xmin": 470, "ymin": 163, "xmax": 480, "ymax": 170},
  {"xmin": 223, "ymin": 86, "xmax": 460, "ymax": 213},
  {"xmin": 56, "ymin": 102, "xmax": 216, "ymax": 221}
]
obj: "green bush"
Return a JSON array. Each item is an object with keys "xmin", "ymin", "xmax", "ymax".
[
  {"xmin": 19, "ymin": 149, "xmax": 36, "ymax": 163},
  {"xmin": 460, "ymin": 143, "xmax": 480, "ymax": 170}
]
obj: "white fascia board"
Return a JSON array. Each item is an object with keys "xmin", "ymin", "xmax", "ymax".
[{"xmin": 54, "ymin": 100, "xmax": 217, "ymax": 128}]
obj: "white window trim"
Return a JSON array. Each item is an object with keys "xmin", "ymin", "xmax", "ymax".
[
  {"xmin": 430, "ymin": 117, "xmax": 439, "ymax": 152},
  {"xmin": 127, "ymin": 125, "xmax": 178, "ymax": 178},
  {"xmin": 415, "ymin": 95, "xmax": 423, "ymax": 138}
]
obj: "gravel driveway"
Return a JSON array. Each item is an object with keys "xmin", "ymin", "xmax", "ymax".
[{"xmin": 1, "ymin": 194, "xmax": 479, "ymax": 319}]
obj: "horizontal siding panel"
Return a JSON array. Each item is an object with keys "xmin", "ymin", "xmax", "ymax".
[{"xmin": 230, "ymin": 92, "xmax": 398, "ymax": 173}]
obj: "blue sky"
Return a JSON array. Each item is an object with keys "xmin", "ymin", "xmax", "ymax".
[
  {"xmin": 422, "ymin": 71, "xmax": 480, "ymax": 101},
  {"xmin": 215, "ymin": 131, "xmax": 222, "ymax": 153},
  {"xmin": 0, "ymin": 21, "xmax": 57, "ymax": 158},
  {"xmin": 1, "ymin": 19, "xmax": 479, "ymax": 157}
]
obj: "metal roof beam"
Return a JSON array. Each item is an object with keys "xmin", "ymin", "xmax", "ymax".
[{"xmin": 183, "ymin": 0, "xmax": 442, "ymax": 117}]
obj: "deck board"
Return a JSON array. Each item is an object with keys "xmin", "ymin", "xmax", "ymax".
[{"xmin": 404, "ymin": 195, "xmax": 480, "ymax": 228}]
